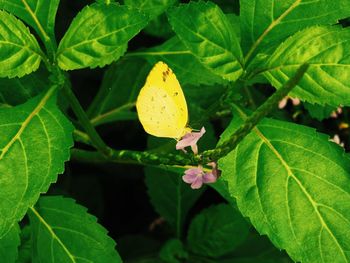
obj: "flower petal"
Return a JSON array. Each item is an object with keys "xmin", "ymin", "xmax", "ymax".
[
  {"xmin": 183, "ymin": 168, "xmax": 202, "ymax": 183},
  {"xmin": 203, "ymin": 172, "xmax": 217, "ymax": 183},
  {"xmin": 176, "ymin": 127, "xmax": 206, "ymax": 152},
  {"xmin": 191, "ymin": 176, "xmax": 204, "ymax": 189}
]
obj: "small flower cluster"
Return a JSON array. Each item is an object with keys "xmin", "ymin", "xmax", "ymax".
[{"xmin": 176, "ymin": 127, "xmax": 219, "ymax": 189}]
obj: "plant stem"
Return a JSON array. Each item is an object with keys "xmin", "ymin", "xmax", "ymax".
[
  {"xmin": 73, "ymin": 129, "xmax": 92, "ymax": 146},
  {"xmin": 62, "ymin": 80, "xmax": 113, "ymax": 157},
  {"xmin": 200, "ymin": 63, "xmax": 309, "ymax": 162},
  {"xmin": 71, "ymin": 148, "xmax": 196, "ymax": 166}
]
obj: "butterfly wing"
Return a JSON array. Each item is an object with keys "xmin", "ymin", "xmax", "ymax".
[{"xmin": 136, "ymin": 61, "xmax": 189, "ymax": 139}]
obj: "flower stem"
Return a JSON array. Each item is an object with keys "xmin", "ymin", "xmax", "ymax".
[
  {"xmin": 63, "ymin": 80, "xmax": 113, "ymax": 157},
  {"xmin": 200, "ymin": 63, "xmax": 309, "ymax": 162},
  {"xmin": 71, "ymin": 148, "xmax": 195, "ymax": 166}
]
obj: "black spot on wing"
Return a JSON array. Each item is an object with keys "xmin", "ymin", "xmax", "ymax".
[{"xmin": 162, "ymin": 67, "xmax": 172, "ymax": 82}]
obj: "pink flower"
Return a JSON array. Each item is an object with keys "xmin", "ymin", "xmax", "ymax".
[
  {"xmin": 176, "ymin": 127, "xmax": 206, "ymax": 154},
  {"xmin": 182, "ymin": 164, "xmax": 218, "ymax": 189}
]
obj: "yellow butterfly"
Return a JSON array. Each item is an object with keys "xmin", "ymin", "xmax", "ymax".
[{"xmin": 136, "ymin": 61, "xmax": 191, "ymax": 139}]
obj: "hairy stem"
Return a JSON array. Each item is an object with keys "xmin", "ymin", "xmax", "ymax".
[{"xmin": 71, "ymin": 148, "xmax": 196, "ymax": 166}]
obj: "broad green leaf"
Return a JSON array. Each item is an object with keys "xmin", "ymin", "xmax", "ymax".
[
  {"xmin": 0, "ymin": 67, "xmax": 48, "ymax": 106},
  {"xmin": 304, "ymin": 102, "xmax": 335, "ymax": 121},
  {"xmin": 0, "ymin": 0, "xmax": 60, "ymax": 42},
  {"xmin": 159, "ymin": 239, "xmax": 188, "ymax": 263},
  {"xmin": 145, "ymin": 36, "xmax": 227, "ymax": 86},
  {"xmin": 187, "ymin": 204, "xmax": 249, "ymax": 258},
  {"xmin": 124, "ymin": 0, "xmax": 176, "ymax": 20},
  {"xmin": 184, "ymin": 83, "xmax": 227, "ymax": 109},
  {"xmin": 143, "ymin": 13, "xmax": 174, "ymax": 39},
  {"xmin": 124, "ymin": 0, "xmax": 177, "ymax": 38},
  {"xmin": 57, "ymin": 3, "xmax": 148, "ymax": 70},
  {"xmin": 145, "ymin": 166, "xmax": 204, "ymax": 236},
  {"xmin": 241, "ymin": 0, "xmax": 350, "ymax": 61},
  {"xmin": 0, "ymin": 88, "xmax": 73, "ymax": 238},
  {"xmin": 220, "ymin": 112, "xmax": 350, "ymax": 262},
  {"xmin": 262, "ymin": 26, "xmax": 350, "ymax": 107},
  {"xmin": 212, "ymin": 0, "xmax": 239, "ymax": 14},
  {"xmin": 227, "ymin": 230, "xmax": 292, "ymax": 262},
  {"xmin": 0, "ymin": 67, "xmax": 69, "ymax": 113},
  {"xmin": 0, "ymin": 224, "xmax": 20, "ymax": 262},
  {"xmin": 17, "ymin": 225, "xmax": 32, "ymax": 263},
  {"xmin": 167, "ymin": 1, "xmax": 243, "ymax": 81},
  {"xmin": 226, "ymin": 13, "xmax": 240, "ymax": 41},
  {"xmin": 87, "ymin": 58, "xmax": 151, "ymax": 125},
  {"xmin": 209, "ymin": 178, "xmax": 236, "ymax": 205},
  {"xmin": 28, "ymin": 196, "xmax": 122, "ymax": 263},
  {"xmin": 0, "ymin": 10, "xmax": 42, "ymax": 78}
]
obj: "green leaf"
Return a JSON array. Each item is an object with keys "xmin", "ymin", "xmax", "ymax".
[
  {"xmin": 167, "ymin": 1, "xmax": 243, "ymax": 81},
  {"xmin": 0, "ymin": 10, "xmax": 42, "ymax": 78},
  {"xmin": 227, "ymin": 230, "xmax": 292, "ymax": 262},
  {"xmin": 88, "ymin": 58, "xmax": 151, "ymax": 125},
  {"xmin": 57, "ymin": 3, "xmax": 148, "ymax": 70},
  {"xmin": 17, "ymin": 225, "xmax": 32, "ymax": 263},
  {"xmin": 226, "ymin": 13, "xmax": 240, "ymax": 41},
  {"xmin": 241, "ymin": 0, "xmax": 350, "ymax": 60},
  {"xmin": 220, "ymin": 112, "xmax": 350, "ymax": 262},
  {"xmin": 145, "ymin": 36, "xmax": 227, "ymax": 86},
  {"xmin": 0, "ymin": 224, "xmax": 20, "ymax": 263},
  {"xmin": 145, "ymin": 166, "xmax": 204, "ymax": 237},
  {"xmin": 0, "ymin": 67, "xmax": 48, "ymax": 107},
  {"xmin": 124, "ymin": 0, "xmax": 176, "ymax": 20},
  {"xmin": 159, "ymin": 239, "xmax": 188, "ymax": 263},
  {"xmin": 304, "ymin": 102, "xmax": 335, "ymax": 121},
  {"xmin": 0, "ymin": 0, "xmax": 60, "ymax": 42},
  {"xmin": 124, "ymin": 0, "xmax": 177, "ymax": 38},
  {"xmin": 209, "ymin": 178, "xmax": 236, "ymax": 205},
  {"xmin": 187, "ymin": 204, "xmax": 249, "ymax": 258},
  {"xmin": 0, "ymin": 88, "xmax": 73, "ymax": 238},
  {"xmin": 28, "ymin": 196, "xmax": 122, "ymax": 263},
  {"xmin": 262, "ymin": 26, "xmax": 350, "ymax": 106},
  {"xmin": 143, "ymin": 13, "xmax": 174, "ymax": 39},
  {"xmin": 211, "ymin": 0, "xmax": 239, "ymax": 14},
  {"xmin": 184, "ymin": 83, "xmax": 227, "ymax": 109}
]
